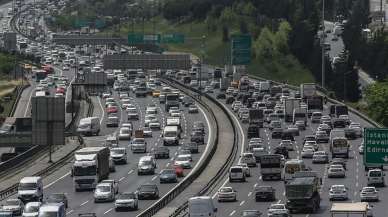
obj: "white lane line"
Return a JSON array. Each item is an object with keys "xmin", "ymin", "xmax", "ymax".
[
  {"xmin": 239, "ymin": 200, "xmax": 245, "ymax": 206},
  {"xmin": 66, "ymin": 210, "xmax": 74, "ymax": 215},
  {"xmin": 247, "ymin": 192, "xmax": 252, "ymax": 197},
  {"xmin": 174, "ymin": 152, "xmax": 178, "ymax": 155},
  {"xmin": 24, "ymin": 86, "xmax": 34, "ymax": 117},
  {"xmin": 128, "ymin": 169, "xmax": 134, "ymax": 175},
  {"xmin": 103, "ymin": 208, "xmax": 113, "ymax": 215},
  {"xmin": 170, "ymin": 157, "xmax": 174, "ymax": 161},
  {"xmin": 154, "ymin": 142, "xmax": 158, "ymax": 146},
  {"xmin": 277, "ymin": 199, "xmax": 281, "ymax": 203},
  {"xmin": 119, "ymin": 177, "xmax": 125, "ymax": 182},
  {"xmin": 44, "ymin": 172, "xmax": 70, "ymax": 189},
  {"xmin": 283, "ymin": 191, "xmax": 286, "ymax": 196},
  {"xmin": 152, "ymin": 176, "xmax": 157, "ymax": 181},
  {"xmin": 80, "ymin": 200, "xmax": 89, "ymax": 206},
  {"xmin": 97, "ymin": 97, "xmax": 105, "ymax": 124},
  {"xmin": 229, "ymin": 210, "xmax": 236, "ymax": 216},
  {"xmin": 166, "ymin": 162, "xmax": 170, "ymax": 167},
  {"xmin": 254, "ymin": 183, "xmax": 258, "ymax": 188}
]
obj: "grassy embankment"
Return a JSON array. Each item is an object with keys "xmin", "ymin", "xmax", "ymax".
[{"xmin": 105, "ymin": 17, "xmax": 314, "ymax": 86}]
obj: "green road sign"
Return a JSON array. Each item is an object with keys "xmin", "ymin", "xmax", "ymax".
[
  {"xmin": 364, "ymin": 128, "xmax": 388, "ymax": 165},
  {"xmin": 74, "ymin": 19, "xmax": 88, "ymax": 28},
  {"xmin": 128, "ymin": 34, "xmax": 161, "ymax": 44},
  {"xmin": 161, "ymin": 33, "xmax": 185, "ymax": 44},
  {"xmin": 231, "ymin": 34, "xmax": 252, "ymax": 65}
]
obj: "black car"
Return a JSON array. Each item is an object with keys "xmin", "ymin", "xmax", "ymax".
[
  {"xmin": 193, "ymin": 121, "xmax": 205, "ymax": 133},
  {"xmin": 159, "ymin": 169, "xmax": 178, "ymax": 183},
  {"xmin": 273, "ymin": 146, "xmax": 289, "ymax": 159},
  {"xmin": 333, "ymin": 118, "xmax": 346, "ymax": 128},
  {"xmin": 190, "ymin": 130, "xmax": 205, "ymax": 144},
  {"xmin": 281, "ymin": 130, "xmax": 295, "ymax": 141},
  {"xmin": 254, "ymin": 186, "xmax": 276, "ymax": 201},
  {"xmin": 137, "ymin": 184, "xmax": 159, "ymax": 200},
  {"xmin": 272, "ymin": 128, "xmax": 283, "ymax": 139},
  {"xmin": 154, "ymin": 146, "xmax": 170, "ymax": 159},
  {"xmin": 46, "ymin": 193, "xmax": 68, "ymax": 208},
  {"xmin": 216, "ymin": 93, "xmax": 226, "ymax": 99},
  {"xmin": 182, "ymin": 142, "xmax": 199, "ymax": 154},
  {"xmin": 226, "ymin": 96, "xmax": 235, "ymax": 104},
  {"xmin": 345, "ymin": 128, "xmax": 357, "ymax": 140}
]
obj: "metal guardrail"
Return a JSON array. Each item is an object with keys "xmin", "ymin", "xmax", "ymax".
[
  {"xmin": 135, "ymin": 77, "xmax": 239, "ymax": 217},
  {"xmin": 9, "ymin": 84, "xmax": 30, "ymax": 117}
]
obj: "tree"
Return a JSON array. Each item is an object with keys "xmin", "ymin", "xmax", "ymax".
[
  {"xmin": 365, "ymin": 82, "xmax": 388, "ymax": 126},
  {"xmin": 219, "ymin": 7, "xmax": 237, "ymax": 26},
  {"xmin": 254, "ymin": 27, "xmax": 275, "ymax": 59},
  {"xmin": 273, "ymin": 21, "xmax": 291, "ymax": 55}
]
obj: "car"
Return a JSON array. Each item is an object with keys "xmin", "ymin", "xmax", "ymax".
[
  {"xmin": 115, "ymin": 192, "xmax": 138, "ymax": 211},
  {"xmin": 279, "ymin": 140, "xmax": 293, "ymax": 151},
  {"xmin": 22, "ymin": 202, "xmax": 41, "ymax": 217},
  {"xmin": 174, "ymin": 155, "xmax": 192, "ymax": 169},
  {"xmin": 182, "ymin": 142, "xmax": 199, "ymax": 154},
  {"xmin": 110, "ymin": 147, "xmax": 127, "ymax": 164},
  {"xmin": 360, "ymin": 187, "xmax": 379, "ymax": 202},
  {"xmin": 287, "ymin": 125, "xmax": 299, "ymax": 136},
  {"xmin": 127, "ymin": 109, "xmax": 139, "ymax": 120},
  {"xmin": 304, "ymin": 140, "xmax": 318, "ymax": 151},
  {"xmin": 271, "ymin": 128, "xmax": 283, "ymax": 139},
  {"xmin": 217, "ymin": 187, "xmax": 237, "ymax": 202},
  {"xmin": 269, "ymin": 121, "xmax": 282, "ymax": 130},
  {"xmin": 178, "ymin": 149, "xmax": 193, "ymax": 161},
  {"xmin": 237, "ymin": 163, "xmax": 251, "ymax": 177},
  {"xmin": 1, "ymin": 199, "xmax": 24, "ymax": 215},
  {"xmin": 241, "ymin": 210, "xmax": 262, "ymax": 217},
  {"xmin": 143, "ymin": 127, "xmax": 152, "ymax": 137},
  {"xmin": 190, "ymin": 130, "xmax": 205, "ymax": 144},
  {"xmin": 159, "ymin": 169, "xmax": 178, "ymax": 183},
  {"xmin": 149, "ymin": 121, "xmax": 161, "ymax": 129},
  {"xmin": 46, "ymin": 193, "xmax": 68, "ymax": 208},
  {"xmin": 188, "ymin": 104, "xmax": 199, "ymax": 113},
  {"xmin": 268, "ymin": 203, "xmax": 289, "ymax": 217},
  {"xmin": 330, "ymin": 158, "xmax": 347, "ymax": 170},
  {"xmin": 229, "ymin": 166, "xmax": 245, "ymax": 182},
  {"xmin": 101, "ymin": 180, "xmax": 119, "ymax": 194},
  {"xmin": 329, "ymin": 185, "xmax": 348, "ymax": 200},
  {"xmin": 154, "ymin": 146, "xmax": 170, "ymax": 159},
  {"xmin": 312, "ymin": 151, "xmax": 329, "ymax": 164},
  {"xmin": 315, "ymin": 130, "xmax": 329, "ymax": 143},
  {"xmin": 94, "ymin": 183, "xmax": 115, "ymax": 202},
  {"xmin": 301, "ymin": 146, "xmax": 315, "ymax": 158},
  {"xmin": 294, "ymin": 120, "xmax": 306, "ymax": 130},
  {"xmin": 349, "ymin": 122, "xmax": 363, "ymax": 137},
  {"xmin": 118, "ymin": 127, "xmax": 131, "ymax": 140},
  {"xmin": 137, "ymin": 184, "xmax": 159, "ymax": 200},
  {"xmin": 131, "ymin": 138, "xmax": 147, "ymax": 153},
  {"xmin": 174, "ymin": 165, "xmax": 184, "ymax": 177},
  {"xmin": 328, "ymin": 165, "xmax": 346, "ymax": 178},
  {"xmin": 254, "ymin": 186, "xmax": 276, "ymax": 202},
  {"xmin": 107, "ymin": 105, "xmax": 118, "ymax": 114},
  {"xmin": 106, "ymin": 116, "xmax": 119, "ymax": 127}
]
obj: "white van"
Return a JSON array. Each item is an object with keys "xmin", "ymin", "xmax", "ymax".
[
  {"xmin": 38, "ymin": 203, "xmax": 65, "ymax": 217},
  {"xmin": 137, "ymin": 156, "xmax": 157, "ymax": 175},
  {"xmin": 229, "ymin": 166, "xmax": 245, "ymax": 182},
  {"xmin": 163, "ymin": 126, "xmax": 179, "ymax": 146},
  {"xmin": 188, "ymin": 196, "xmax": 217, "ymax": 217},
  {"xmin": 76, "ymin": 117, "xmax": 100, "ymax": 136},
  {"xmin": 17, "ymin": 176, "xmax": 43, "ymax": 203},
  {"xmin": 241, "ymin": 152, "xmax": 256, "ymax": 167},
  {"xmin": 367, "ymin": 169, "xmax": 385, "ymax": 187}
]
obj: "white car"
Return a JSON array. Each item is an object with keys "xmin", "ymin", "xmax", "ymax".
[
  {"xmin": 268, "ymin": 203, "xmax": 289, "ymax": 217},
  {"xmin": 349, "ymin": 123, "xmax": 363, "ymax": 137},
  {"xmin": 115, "ymin": 192, "xmax": 138, "ymax": 211},
  {"xmin": 22, "ymin": 202, "xmax": 41, "ymax": 217},
  {"xmin": 304, "ymin": 140, "xmax": 318, "ymax": 151},
  {"xmin": 329, "ymin": 185, "xmax": 348, "ymax": 200},
  {"xmin": 217, "ymin": 187, "xmax": 237, "ymax": 202},
  {"xmin": 301, "ymin": 146, "xmax": 315, "ymax": 158},
  {"xmin": 360, "ymin": 187, "xmax": 379, "ymax": 202},
  {"xmin": 328, "ymin": 165, "xmax": 346, "ymax": 178},
  {"xmin": 101, "ymin": 179, "xmax": 119, "ymax": 194},
  {"xmin": 143, "ymin": 127, "xmax": 153, "ymax": 137},
  {"xmin": 94, "ymin": 183, "xmax": 115, "ymax": 202},
  {"xmin": 118, "ymin": 127, "xmax": 131, "ymax": 140},
  {"xmin": 174, "ymin": 155, "xmax": 192, "ymax": 169},
  {"xmin": 110, "ymin": 147, "xmax": 127, "ymax": 164},
  {"xmin": 237, "ymin": 163, "xmax": 251, "ymax": 177}
]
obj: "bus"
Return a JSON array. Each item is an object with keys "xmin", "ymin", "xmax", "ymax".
[{"xmin": 283, "ymin": 159, "xmax": 306, "ymax": 182}]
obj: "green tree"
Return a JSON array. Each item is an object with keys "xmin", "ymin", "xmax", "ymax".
[
  {"xmin": 254, "ymin": 27, "xmax": 275, "ymax": 59},
  {"xmin": 219, "ymin": 7, "xmax": 237, "ymax": 26},
  {"xmin": 365, "ymin": 82, "xmax": 388, "ymax": 126},
  {"xmin": 273, "ymin": 21, "xmax": 291, "ymax": 55}
]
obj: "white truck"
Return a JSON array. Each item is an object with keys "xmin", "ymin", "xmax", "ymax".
[
  {"xmin": 72, "ymin": 147, "xmax": 110, "ymax": 191},
  {"xmin": 300, "ymin": 83, "xmax": 316, "ymax": 100},
  {"xmin": 284, "ymin": 98, "xmax": 301, "ymax": 123}
]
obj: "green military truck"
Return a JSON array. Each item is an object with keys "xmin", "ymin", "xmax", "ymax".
[{"xmin": 285, "ymin": 171, "xmax": 321, "ymax": 213}]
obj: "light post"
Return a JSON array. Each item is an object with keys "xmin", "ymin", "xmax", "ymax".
[
  {"xmin": 198, "ymin": 35, "xmax": 206, "ymax": 98},
  {"xmin": 321, "ymin": 0, "xmax": 325, "ymax": 88}
]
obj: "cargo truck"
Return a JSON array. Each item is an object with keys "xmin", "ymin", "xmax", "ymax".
[
  {"xmin": 330, "ymin": 105, "xmax": 349, "ymax": 117},
  {"xmin": 260, "ymin": 154, "xmax": 282, "ymax": 180},
  {"xmin": 284, "ymin": 98, "xmax": 301, "ymax": 122},
  {"xmin": 247, "ymin": 109, "xmax": 263, "ymax": 139},
  {"xmin": 165, "ymin": 92, "xmax": 180, "ymax": 112},
  {"xmin": 72, "ymin": 147, "xmax": 110, "ymax": 191},
  {"xmin": 293, "ymin": 107, "xmax": 307, "ymax": 125},
  {"xmin": 285, "ymin": 171, "xmax": 321, "ymax": 213},
  {"xmin": 300, "ymin": 83, "xmax": 316, "ymax": 100},
  {"xmin": 307, "ymin": 96, "xmax": 324, "ymax": 117}
]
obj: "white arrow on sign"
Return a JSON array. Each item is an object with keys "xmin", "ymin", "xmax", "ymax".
[{"xmin": 382, "ymin": 156, "xmax": 388, "ymax": 162}]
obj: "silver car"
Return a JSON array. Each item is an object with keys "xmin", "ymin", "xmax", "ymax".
[
  {"xmin": 22, "ymin": 202, "xmax": 41, "ymax": 217},
  {"xmin": 159, "ymin": 169, "xmax": 178, "ymax": 183},
  {"xmin": 329, "ymin": 185, "xmax": 348, "ymax": 200},
  {"xmin": 328, "ymin": 166, "xmax": 346, "ymax": 178},
  {"xmin": 2, "ymin": 199, "xmax": 24, "ymax": 216},
  {"xmin": 360, "ymin": 187, "xmax": 379, "ymax": 202},
  {"xmin": 94, "ymin": 183, "xmax": 115, "ymax": 202},
  {"xmin": 217, "ymin": 187, "xmax": 237, "ymax": 202},
  {"xmin": 114, "ymin": 192, "xmax": 138, "ymax": 211}
]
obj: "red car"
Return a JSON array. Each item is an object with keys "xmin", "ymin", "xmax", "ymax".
[
  {"xmin": 56, "ymin": 87, "xmax": 65, "ymax": 94},
  {"xmin": 174, "ymin": 165, "xmax": 184, "ymax": 177},
  {"xmin": 107, "ymin": 106, "xmax": 118, "ymax": 114}
]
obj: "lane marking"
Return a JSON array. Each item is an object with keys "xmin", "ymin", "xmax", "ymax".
[
  {"xmin": 119, "ymin": 177, "xmax": 125, "ymax": 182},
  {"xmin": 239, "ymin": 200, "xmax": 245, "ymax": 206},
  {"xmin": 229, "ymin": 210, "xmax": 236, "ymax": 216},
  {"xmin": 247, "ymin": 192, "xmax": 252, "ymax": 197},
  {"xmin": 44, "ymin": 172, "xmax": 70, "ymax": 189},
  {"xmin": 97, "ymin": 97, "xmax": 105, "ymax": 124},
  {"xmin": 166, "ymin": 162, "xmax": 170, "ymax": 167},
  {"xmin": 128, "ymin": 169, "xmax": 134, "ymax": 174},
  {"xmin": 80, "ymin": 200, "xmax": 89, "ymax": 206},
  {"xmin": 277, "ymin": 199, "xmax": 281, "ymax": 203},
  {"xmin": 152, "ymin": 176, "xmax": 157, "ymax": 181},
  {"xmin": 66, "ymin": 210, "xmax": 74, "ymax": 215},
  {"xmin": 24, "ymin": 86, "xmax": 34, "ymax": 117},
  {"xmin": 103, "ymin": 208, "xmax": 113, "ymax": 215}
]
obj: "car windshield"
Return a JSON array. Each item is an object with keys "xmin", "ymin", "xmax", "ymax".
[
  {"xmin": 369, "ymin": 171, "xmax": 382, "ymax": 177},
  {"xmin": 24, "ymin": 205, "xmax": 39, "ymax": 213},
  {"xmin": 331, "ymin": 186, "xmax": 345, "ymax": 191},
  {"xmin": 96, "ymin": 186, "xmax": 110, "ymax": 192},
  {"xmin": 161, "ymin": 170, "xmax": 175, "ymax": 175},
  {"xmin": 133, "ymin": 139, "xmax": 144, "ymax": 144},
  {"xmin": 140, "ymin": 185, "xmax": 156, "ymax": 191},
  {"xmin": 270, "ymin": 204, "xmax": 285, "ymax": 209},
  {"xmin": 18, "ymin": 183, "xmax": 37, "ymax": 190},
  {"xmin": 111, "ymin": 149, "xmax": 125, "ymax": 154},
  {"xmin": 177, "ymin": 156, "xmax": 190, "ymax": 161},
  {"xmin": 140, "ymin": 161, "xmax": 152, "ymax": 166},
  {"xmin": 118, "ymin": 193, "xmax": 135, "ymax": 199},
  {"xmin": 220, "ymin": 188, "xmax": 233, "ymax": 193},
  {"xmin": 38, "ymin": 211, "xmax": 57, "ymax": 217},
  {"xmin": 363, "ymin": 188, "xmax": 375, "ymax": 193},
  {"xmin": 47, "ymin": 194, "xmax": 64, "ymax": 201}
]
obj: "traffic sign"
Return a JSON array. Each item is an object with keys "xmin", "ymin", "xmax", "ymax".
[
  {"xmin": 231, "ymin": 34, "xmax": 252, "ymax": 65},
  {"xmin": 364, "ymin": 128, "xmax": 388, "ymax": 165},
  {"xmin": 161, "ymin": 33, "xmax": 185, "ymax": 43},
  {"xmin": 128, "ymin": 34, "xmax": 161, "ymax": 44}
]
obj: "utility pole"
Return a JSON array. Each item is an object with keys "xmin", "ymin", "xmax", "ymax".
[{"xmin": 321, "ymin": 0, "xmax": 325, "ymax": 89}]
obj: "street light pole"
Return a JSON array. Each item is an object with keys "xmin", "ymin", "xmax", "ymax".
[
  {"xmin": 198, "ymin": 35, "xmax": 206, "ymax": 98},
  {"xmin": 321, "ymin": 0, "xmax": 325, "ymax": 89}
]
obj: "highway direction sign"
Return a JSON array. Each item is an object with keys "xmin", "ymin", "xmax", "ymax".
[
  {"xmin": 161, "ymin": 33, "xmax": 185, "ymax": 44},
  {"xmin": 364, "ymin": 128, "xmax": 388, "ymax": 165},
  {"xmin": 128, "ymin": 34, "xmax": 161, "ymax": 44},
  {"xmin": 231, "ymin": 34, "xmax": 252, "ymax": 65}
]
